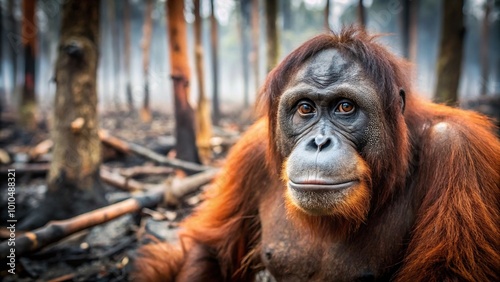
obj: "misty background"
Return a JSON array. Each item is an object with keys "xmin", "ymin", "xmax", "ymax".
[{"xmin": 1, "ymin": 0, "xmax": 499, "ymax": 114}]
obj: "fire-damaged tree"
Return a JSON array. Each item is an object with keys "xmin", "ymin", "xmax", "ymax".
[
  {"xmin": 434, "ymin": 0, "xmax": 465, "ymax": 105},
  {"xmin": 166, "ymin": 0, "xmax": 200, "ymax": 164},
  {"xmin": 193, "ymin": 0, "xmax": 213, "ymax": 164},
  {"xmin": 20, "ymin": 0, "xmax": 37, "ymax": 130},
  {"xmin": 19, "ymin": 0, "xmax": 107, "ymax": 230},
  {"xmin": 140, "ymin": 0, "xmax": 153, "ymax": 123}
]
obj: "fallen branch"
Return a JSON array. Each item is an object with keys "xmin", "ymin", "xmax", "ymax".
[
  {"xmin": 0, "ymin": 169, "xmax": 219, "ymax": 257},
  {"xmin": 165, "ymin": 168, "xmax": 220, "ymax": 205},
  {"xmin": 99, "ymin": 130, "xmax": 211, "ymax": 173},
  {"xmin": 100, "ymin": 167, "xmax": 151, "ymax": 192},
  {"xmin": 119, "ymin": 165, "xmax": 173, "ymax": 178},
  {"xmin": 29, "ymin": 139, "xmax": 54, "ymax": 160},
  {"xmin": 98, "ymin": 129, "xmax": 129, "ymax": 153},
  {"xmin": 11, "ymin": 130, "xmax": 210, "ymax": 173}
]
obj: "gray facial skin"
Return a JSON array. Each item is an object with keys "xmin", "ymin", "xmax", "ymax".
[{"xmin": 277, "ymin": 48, "xmax": 383, "ymax": 215}]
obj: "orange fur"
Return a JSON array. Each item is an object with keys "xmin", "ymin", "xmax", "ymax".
[
  {"xmin": 133, "ymin": 239, "xmax": 185, "ymax": 282},
  {"xmin": 394, "ymin": 100, "xmax": 500, "ymax": 282},
  {"xmin": 135, "ymin": 120, "xmax": 270, "ymax": 281}
]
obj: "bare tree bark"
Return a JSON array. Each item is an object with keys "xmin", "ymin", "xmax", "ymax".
[
  {"xmin": 140, "ymin": 0, "xmax": 153, "ymax": 122},
  {"xmin": 210, "ymin": 0, "xmax": 221, "ymax": 125},
  {"xmin": 166, "ymin": 0, "xmax": 201, "ymax": 164},
  {"xmin": 434, "ymin": 0, "xmax": 465, "ymax": 105},
  {"xmin": 265, "ymin": 0, "xmax": 279, "ymax": 73},
  {"xmin": 20, "ymin": 0, "xmax": 37, "ymax": 130},
  {"xmin": 19, "ymin": 0, "xmax": 106, "ymax": 231},
  {"xmin": 194, "ymin": 0, "xmax": 213, "ymax": 164}
]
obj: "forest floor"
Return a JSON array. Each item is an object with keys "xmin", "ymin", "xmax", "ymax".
[{"xmin": 0, "ymin": 108, "xmax": 253, "ymax": 281}]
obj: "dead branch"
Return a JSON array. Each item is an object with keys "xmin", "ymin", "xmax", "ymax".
[
  {"xmin": 28, "ymin": 139, "xmax": 54, "ymax": 160},
  {"xmin": 99, "ymin": 130, "xmax": 211, "ymax": 172},
  {"xmin": 119, "ymin": 165, "xmax": 173, "ymax": 178},
  {"xmin": 47, "ymin": 273, "xmax": 75, "ymax": 282},
  {"xmin": 165, "ymin": 168, "xmax": 220, "ymax": 205},
  {"xmin": 0, "ymin": 169, "xmax": 219, "ymax": 257},
  {"xmin": 100, "ymin": 167, "xmax": 151, "ymax": 191},
  {"xmin": 98, "ymin": 129, "xmax": 129, "ymax": 153}
]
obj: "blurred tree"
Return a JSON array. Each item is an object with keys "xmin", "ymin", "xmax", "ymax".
[
  {"xmin": 402, "ymin": 0, "xmax": 419, "ymax": 63},
  {"xmin": 166, "ymin": 0, "xmax": 200, "ymax": 164},
  {"xmin": 20, "ymin": 0, "xmax": 37, "ymax": 130},
  {"xmin": 480, "ymin": 0, "xmax": 493, "ymax": 96},
  {"xmin": 108, "ymin": 0, "xmax": 121, "ymax": 109},
  {"xmin": 140, "ymin": 0, "xmax": 153, "ymax": 122},
  {"xmin": 239, "ymin": 0, "xmax": 251, "ymax": 107},
  {"xmin": 20, "ymin": 0, "xmax": 106, "ymax": 230},
  {"xmin": 194, "ymin": 0, "xmax": 212, "ymax": 164},
  {"xmin": 435, "ymin": 0, "xmax": 464, "ymax": 105},
  {"xmin": 358, "ymin": 0, "xmax": 365, "ymax": 27},
  {"xmin": 251, "ymin": 0, "xmax": 260, "ymax": 92},
  {"xmin": 210, "ymin": 0, "xmax": 220, "ymax": 125},
  {"xmin": 265, "ymin": 0, "xmax": 279, "ymax": 73},
  {"xmin": 124, "ymin": 0, "xmax": 133, "ymax": 111},
  {"xmin": 324, "ymin": 0, "xmax": 330, "ymax": 31}
]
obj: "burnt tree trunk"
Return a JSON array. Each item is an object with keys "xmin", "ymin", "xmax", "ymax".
[
  {"xmin": 166, "ymin": 0, "xmax": 200, "ymax": 164},
  {"xmin": 124, "ymin": 0, "xmax": 133, "ymax": 110},
  {"xmin": 194, "ymin": 0, "xmax": 213, "ymax": 163},
  {"xmin": 265, "ymin": 0, "xmax": 279, "ymax": 73},
  {"xmin": 20, "ymin": 0, "xmax": 37, "ymax": 130},
  {"xmin": 140, "ymin": 0, "xmax": 153, "ymax": 122},
  {"xmin": 434, "ymin": 0, "xmax": 465, "ymax": 105},
  {"xmin": 210, "ymin": 0, "xmax": 220, "ymax": 125},
  {"xmin": 20, "ymin": 0, "xmax": 106, "ymax": 230}
]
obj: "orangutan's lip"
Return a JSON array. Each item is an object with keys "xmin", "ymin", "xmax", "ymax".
[{"xmin": 288, "ymin": 180, "xmax": 358, "ymax": 192}]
